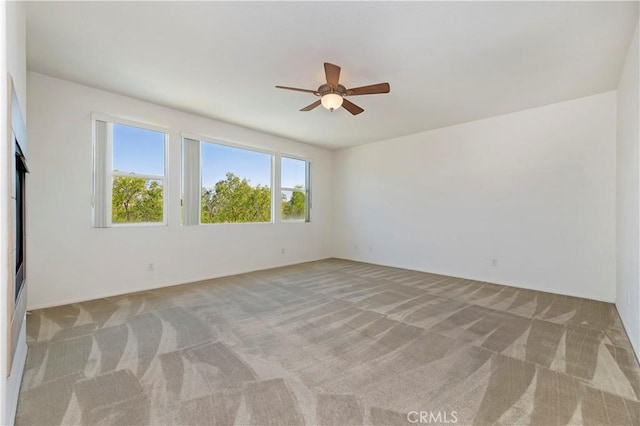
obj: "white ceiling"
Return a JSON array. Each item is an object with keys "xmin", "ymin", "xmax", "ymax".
[{"xmin": 26, "ymin": 1, "xmax": 638, "ymax": 149}]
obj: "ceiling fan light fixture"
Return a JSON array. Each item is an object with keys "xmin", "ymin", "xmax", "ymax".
[
  {"xmin": 276, "ymin": 62, "xmax": 389, "ymax": 115},
  {"xmin": 321, "ymin": 93, "xmax": 343, "ymax": 111}
]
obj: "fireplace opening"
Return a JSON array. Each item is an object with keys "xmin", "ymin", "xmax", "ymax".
[{"xmin": 15, "ymin": 142, "xmax": 27, "ymax": 302}]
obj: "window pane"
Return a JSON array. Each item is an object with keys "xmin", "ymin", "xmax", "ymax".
[
  {"xmin": 112, "ymin": 176, "xmax": 163, "ymax": 223},
  {"xmin": 281, "ymin": 190, "xmax": 306, "ymax": 221},
  {"xmin": 113, "ymin": 124, "xmax": 165, "ymax": 175},
  {"xmin": 281, "ymin": 157, "xmax": 306, "ymax": 189},
  {"xmin": 201, "ymin": 142, "xmax": 272, "ymax": 223}
]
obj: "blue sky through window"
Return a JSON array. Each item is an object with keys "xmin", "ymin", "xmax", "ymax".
[
  {"xmin": 113, "ymin": 124, "xmax": 165, "ymax": 175},
  {"xmin": 281, "ymin": 157, "xmax": 306, "ymax": 189},
  {"xmin": 201, "ymin": 142, "xmax": 271, "ymax": 188},
  {"xmin": 113, "ymin": 123, "xmax": 300, "ymax": 190}
]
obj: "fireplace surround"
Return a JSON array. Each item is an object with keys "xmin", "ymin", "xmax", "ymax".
[{"xmin": 7, "ymin": 75, "xmax": 27, "ymax": 373}]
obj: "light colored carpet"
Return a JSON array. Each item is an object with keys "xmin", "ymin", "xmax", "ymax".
[{"xmin": 17, "ymin": 259, "xmax": 640, "ymax": 425}]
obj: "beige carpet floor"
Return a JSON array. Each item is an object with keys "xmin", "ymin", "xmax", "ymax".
[{"xmin": 16, "ymin": 259, "xmax": 640, "ymax": 425}]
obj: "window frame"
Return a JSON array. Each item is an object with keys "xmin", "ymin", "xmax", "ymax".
[
  {"xmin": 92, "ymin": 113, "xmax": 170, "ymax": 227},
  {"xmin": 280, "ymin": 155, "xmax": 311, "ymax": 223},
  {"xmin": 187, "ymin": 134, "xmax": 276, "ymax": 225}
]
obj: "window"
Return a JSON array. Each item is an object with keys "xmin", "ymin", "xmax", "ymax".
[
  {"xmin": 182, "ymin": 138, "xmax": 273, "ymax": 224},
  {"xmin": 93, "ymin": 118, "xmax": 167, "ymax": 226},
  {"xmin": 281, "ymin": 156, "xmax": 310, "ymax": 222}
]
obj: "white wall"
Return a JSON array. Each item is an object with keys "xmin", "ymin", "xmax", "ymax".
[
  {"xmin": 26, "ymin": 72, "xmax": 333, "ymax": 310},
  {"xmin": 2, "ymin": 1, "xmax": 27, "ymax": 424},
  {"xmin": 6, "ymin": 1, "xmax": 25, "ymax": 120},
  {"xmin": 333, "ymin": 91, "xmax": 617, "ymax": 302},
  {"xmin": 616, "ymin": 21, "xmax": 639, "ymax": 356}
]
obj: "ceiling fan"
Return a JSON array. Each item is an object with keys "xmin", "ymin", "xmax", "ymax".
[{"xmin": 276, "ymin": 63, "xmax": 390, "ymax": 115}]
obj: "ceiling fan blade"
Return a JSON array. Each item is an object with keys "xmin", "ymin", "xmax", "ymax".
[
  {"xmin": 276, "ymin": 85, "xmax": 319, "ymax": 95},
  {"xmin": 300, "ymin": 100, "xmax": 321, "ymax": 111},
  {"xmin": 341, "ymin": 98, "xmax": 364, "ymax": 115},
  {"xmin": 346, "ymin": 82, "xmax": 390, "ymax": 96},
  {"xmin": 324, "ymin": 63, "xmax": 341, "ymax": 89}
]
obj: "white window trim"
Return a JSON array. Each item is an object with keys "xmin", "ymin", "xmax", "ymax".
[
  {"xmin": 92, "ymin": 112, "xmax": 171, "ymax": 135},
  {"xmin": 93, "ymin": 115, "xmax": 169, "ymax": 227},
  {"xmin": 182, "ymin": 132, "xmax": 277, "ymax": 157},
  {"xmin": 280, "ymin": 155, "xmax": 311, "ymax": 223},
  {"xmin": 271, "ymin": 154, "xmax": 277, "ymax": 223}
]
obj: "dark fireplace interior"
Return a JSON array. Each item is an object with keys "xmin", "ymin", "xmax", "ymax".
[{"xmin": 15, "ymin": 142, "xmax": 27, "ymax": 301}]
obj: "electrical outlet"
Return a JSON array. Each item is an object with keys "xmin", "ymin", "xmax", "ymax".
[
  {"xmin": 627, "ymin": 292, "xmax": 631, "ymax": 307},
  {"xmin": 281, "ymin": 248, "xmax": 285, "ymax": 254},
  {"xmin": 369, "ymin": 246, "xmax": 373, "ymax": 252},
  {"xmin": 354, "ymin": 244, "xmax": 358, "ymax": 251},
  {"xmin": 148, "ymin": 263, "xmax": 155, "ymax": 272},
  {"xmin": 492, "ymin": 259, "xmax": 498, "ymax": 267}
]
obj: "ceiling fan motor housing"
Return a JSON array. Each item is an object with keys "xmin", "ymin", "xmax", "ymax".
[{"xmin": 318, "ymin": 84, "xmax": 347, "ymax": 97}]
